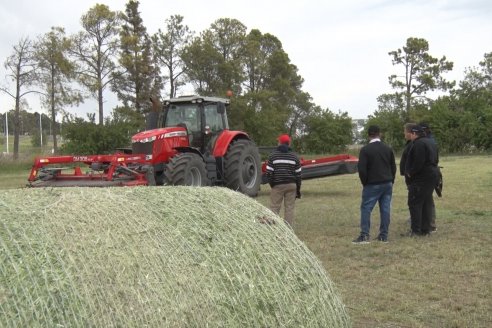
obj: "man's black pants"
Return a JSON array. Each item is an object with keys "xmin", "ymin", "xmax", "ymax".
[{"xmin": 408, "ymin": 181, "xmax": 435, "ymax": 234}]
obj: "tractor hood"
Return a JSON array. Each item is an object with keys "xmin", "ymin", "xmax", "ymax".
[{"xmin": 131, "ymin": 127, "xmax": 187, "ymax": 144}]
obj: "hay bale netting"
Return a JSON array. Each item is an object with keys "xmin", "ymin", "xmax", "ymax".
[{"xmin": 0, "ymin": 187, "xmax": 350, "ymax": 327}]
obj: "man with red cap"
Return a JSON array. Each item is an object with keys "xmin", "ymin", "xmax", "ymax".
[{"xmin": 266, "ymin": 134, "xmax": 302, "ymax": 227}]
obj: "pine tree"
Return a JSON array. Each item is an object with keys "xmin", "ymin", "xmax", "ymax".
[
  {"xmin": 112, "ymin": 0, "xmax": 155, "ymax": 114},
  {"xmin": 70, "ymin": 4, "xmax": 121, "ymax": 125},
  {"xmin": 35, "ymin": 27, "xmax": 82, "ymax": 153}
]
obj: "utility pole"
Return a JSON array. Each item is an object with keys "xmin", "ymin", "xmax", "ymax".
[
  {"xmin": 38, "ymin": 113, "xmax": 43, "ymax": 147},
  {"xmin": 5, "ymin": 111, "xmax": 9, "ymax": 154}
]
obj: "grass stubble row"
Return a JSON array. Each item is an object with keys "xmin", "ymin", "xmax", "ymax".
[{"xmin": 0, "ymin": 186, "xmax": 350, "ymax": 327}]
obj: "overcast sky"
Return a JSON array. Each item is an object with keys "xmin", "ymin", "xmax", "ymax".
[{"xmin": 1, "ymin": 0, "xmax": 491, "ymax": 120}]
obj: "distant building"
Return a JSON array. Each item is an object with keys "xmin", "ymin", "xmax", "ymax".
[{"xmin": 352, "ymin": 119, "xmax": 367, "ymax": 145}]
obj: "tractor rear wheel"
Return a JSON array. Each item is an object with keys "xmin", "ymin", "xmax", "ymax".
[
  {"xmin": 223, "ymin": 139, "xmax": 261, "ymax": 196},
  {"xmin": 164, "ymin": 153, "xmax": 210, "ymax": 186}
]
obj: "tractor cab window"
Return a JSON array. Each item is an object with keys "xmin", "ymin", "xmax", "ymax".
[
  {"xmin": 164, "ymin": 104, "xmax": 201, "ymax": 134},
  {"xmin": 204, "ymin": 103, "xmax": 225, "ymax": 133}
]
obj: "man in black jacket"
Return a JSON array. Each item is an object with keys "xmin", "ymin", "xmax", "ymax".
[
  {"xmin": 353, "ymin": 125, "xmax": 396, "ymax": 244},
  {"xmin": 266, "ymin": 134, "xmax": 302, "ymax": 227},
  {"xmin": 419, "ymin": 122, "xmax": 439, "ymax": 232},
  {"xmin": 399, "ymin": 123, "xmax": 415, "ymax": 227},
  {"xmin": 404, "ymin": 125, "xmax": 440, "ymax": 236},
  {"xmin": 400, "ymin": 123, "xmax": 415, "ymax": 185}
]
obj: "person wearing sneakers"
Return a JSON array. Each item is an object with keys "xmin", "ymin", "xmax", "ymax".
[
  {"xmin": 353, "ymin": 125, "xmax": 396, "ymax": 244},
  {"xmin": 266, "ymin": 134, "xmax": 302, "ymax": 227}
]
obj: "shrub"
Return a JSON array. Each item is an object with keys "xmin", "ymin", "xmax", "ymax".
[
  {"xmin": 60, "ymin": 121, "xmax": 136, "ymax": 155},
  {"xmin": 30, "ymin": 128, "xmax": 47, "ymax": 147}
]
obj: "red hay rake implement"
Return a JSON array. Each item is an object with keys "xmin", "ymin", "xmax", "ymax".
[{"xmin": 28, "ymin": 154, "xmax": 154, "ymax": 187}]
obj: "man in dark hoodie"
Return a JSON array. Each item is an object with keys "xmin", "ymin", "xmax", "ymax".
[
  {"xmin": 404, "ymin": 124, "xmax": 440, "ymax": 236},
  {"xmin": 266, "ymin": 134, "xmax": 302, "ymax": 227},
  {"xmin": 353, "ymin": 125, "xmax": 396, "ymax": 244}
]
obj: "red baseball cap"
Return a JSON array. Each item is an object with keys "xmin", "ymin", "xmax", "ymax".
[{"xmin": 277, "ymin": 134, "xmax": 291, "ymax": 145}]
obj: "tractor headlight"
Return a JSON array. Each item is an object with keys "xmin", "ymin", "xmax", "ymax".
[
  {"xmin": 164, "ymin": 131, "xmax": 187, "ymax": 138},
  {"xmin": 140, "ymin": 136, "xmax": 157, "ymax": 143}
]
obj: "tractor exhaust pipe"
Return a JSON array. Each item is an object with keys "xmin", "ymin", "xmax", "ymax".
[{"xmin": 146, "ymin": 97, "xmax": 160, "ymax": 130}]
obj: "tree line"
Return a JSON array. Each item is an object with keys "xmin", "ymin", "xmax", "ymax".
[
  {"xmin": 367, "ymin": 38, "xmax": 491, "ymax": 153},
  {"xmin": 1, "ymin": 1, "xmax": 491, "ymax": 158}
]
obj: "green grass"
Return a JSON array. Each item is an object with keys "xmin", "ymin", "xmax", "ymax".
[
  {"xmin": 0, "ymin": 153, "xmax": 491, "ymax": 327},
  {"xmin": 0, "ymin": 157, "xmax": 34, "ymax": 188},
  {"xmin": 0, "ymin": 135, "xmax": 55, "ymax": 188},
  {"xmin": 1, "ymin": 134, "xmax": 59, "ymax": 156},
  {"xmin": 256, "ymin": 155, "xmax": 492, "ymax": 328}
]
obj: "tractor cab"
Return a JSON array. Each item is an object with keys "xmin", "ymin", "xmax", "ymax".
[{"xmin": 160, "ymin": 96, "xmax": 230, "ymax": 152}]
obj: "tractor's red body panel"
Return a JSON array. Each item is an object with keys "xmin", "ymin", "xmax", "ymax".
[{"xmin": 131, "ymin": 127, "xmax": 189, "ymax": 164}]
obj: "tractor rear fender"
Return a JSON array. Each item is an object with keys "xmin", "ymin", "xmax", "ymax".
[{"xmin": 212, "ymin": 131, "xmax": 250, "ymax": 157}]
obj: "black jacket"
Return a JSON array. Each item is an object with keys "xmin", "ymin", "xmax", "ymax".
[
  {"xmin": 400, "ymin": 140, "xmax": 412, "ymax": 185},
  {"xmin": 357, "ymin": 140, "xmax": 396, "ymax": 186},
  {"xmin": 404, "ymin": 136, "xmax": 439, "ymax": 183}
]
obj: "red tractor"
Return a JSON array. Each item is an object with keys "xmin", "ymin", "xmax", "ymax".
[
  {"xmin": 28, "ymin": 95, "xmax": 358, "ymax": 195},
  {"xmin": 29, "ymin": 96, "xmax": 262, "ymax": 196}
]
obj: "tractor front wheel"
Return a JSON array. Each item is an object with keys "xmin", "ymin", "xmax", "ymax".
[
  {"xmin": 164, "ymin": 153, "xmax": 210, "ymax": 187},
  {"xmin": 223, "ymin": 139, "xmax": 261, "ymax": 196}
]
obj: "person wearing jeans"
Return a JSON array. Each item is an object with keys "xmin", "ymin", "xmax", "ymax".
[
  {"xmin": 359, "ymin": 182, "xmax": 393, "ymax": 241},
  {"xmin": 353, "ymin": 125, "xmax": 396, "ymax": 244}
]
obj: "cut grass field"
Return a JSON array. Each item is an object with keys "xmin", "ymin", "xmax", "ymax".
[
  {"xmin": 257, "ymin": 155, "xmax": 492, "ymax": 328},
  {"xmin": 0, "ymin": 154, "xmax": 490, "ymax": 327},
  {"xmin": 1, "ymin": 187, "xmax": 350, "ymax": 327}
]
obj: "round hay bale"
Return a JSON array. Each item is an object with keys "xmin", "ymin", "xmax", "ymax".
[{"xmin": 0, "ymin": 187, "xmax": 350, "ymax": 327}]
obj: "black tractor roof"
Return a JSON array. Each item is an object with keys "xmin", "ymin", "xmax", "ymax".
[{"xmin": 164, "ymin": 95, "xmax": 230, "ymax": 105}]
